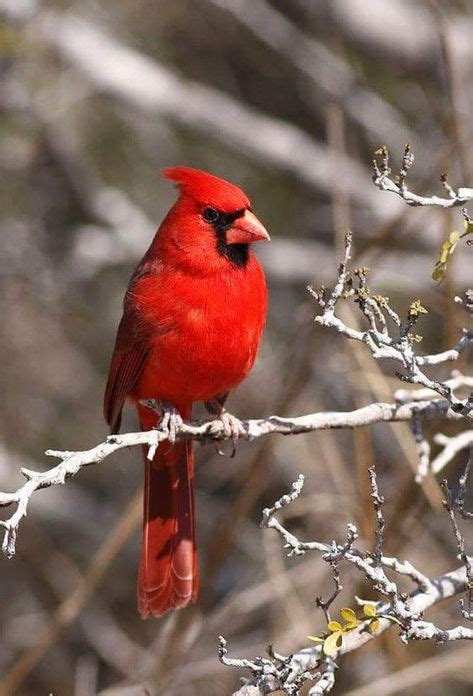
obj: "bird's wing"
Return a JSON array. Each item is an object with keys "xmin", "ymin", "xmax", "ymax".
[{"xmin": 103, "ymin": 312, "xmax": 150, "ymax": 433}]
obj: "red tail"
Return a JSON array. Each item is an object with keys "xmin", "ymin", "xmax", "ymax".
[{"xmin": 138, "ymin": 411, "xmax": 199, "ymax": 618}]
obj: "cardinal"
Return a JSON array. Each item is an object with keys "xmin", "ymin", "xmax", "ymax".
[{"xmin": 104, "ymin": 167, "xmax": 269, "ymax": 617}]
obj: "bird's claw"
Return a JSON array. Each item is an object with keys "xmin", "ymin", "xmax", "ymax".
[
  {"xmin": 141, "ymin": 399, "xmax": 184, "ymax": 444},
  {"xmin": 158, "ymin": 402, "xmax": 184, "ymax": 444},
  {"xmin": 211, "ymin": 411, "xmax": 245, "ymax": 458}
]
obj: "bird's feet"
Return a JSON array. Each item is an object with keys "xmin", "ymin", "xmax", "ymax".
[
  {"xmin": 209, "ymin": 407, "xmax": 245, "ymax": 458},
  {"xmin": 140, "ymin": 399, "xmax": 184, "ymax": 443},
  {"xmin": 159, "ymin": 401, "xmax": 184, "ymax": 443}
]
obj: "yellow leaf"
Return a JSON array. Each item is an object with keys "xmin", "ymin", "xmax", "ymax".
[
  {"xmin": 449, "ymin": 230, "xmax": 461, "ymax": 244},
  {"xmin": 323, "ymin": 631, "xmax": 343, "ymax": 656},
  {"xmin": 363, "ymin": 604, "xmax": 377, "ymax": 617},
  {"xmin": 439, "ymin": 247, "xmax": 450, "ymax": 264},
  {"xmin": 327, "ymin": 621, "xmax": 342, "ymax": 632},
  {"xmin": 369, "ymin": 619, "xmax": 380, "ymax": 632},
  {"xmin": 308, "ymin": 636, "xmax": 324, "ymax": 643},
  {"xmin": 340, "ymin": 607, "xmax": 357, "ymax": 623},
  {"xmin": 432, "ymin": 263, "xmax": 446, "ymax": 282}
]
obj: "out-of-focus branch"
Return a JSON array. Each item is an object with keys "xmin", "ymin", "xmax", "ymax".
[
  {"xmin": 71, "ymin": 228, "xmax": 473, "ymax": 287},
  {"xmin": 35, "ymin": 11, "xmax": 399, "ymax": 215},
  {"xmin": 0, "ymin": 490, "xmax": 142, "ymax": 696},
  {"xmin": 431, "ymin": 431, "xmax": 473, "ymax": 476},
  {"xmin": 208, "ymin": 0, "xmax": 409, "ymax": 145},
  {"xmin": 343, "ymin": 643, "xmax": 473, "ymax": 696},
  {"xmin": 409, "ymin": 420, "xmax": 473, "ymax": 483},
  {"xmin": 0, "ymin": 397, "xmax": 457, "ymax": 558},
  {"xmin": 0, "ymin": 0, "xmax": 38, "ymax": 20},
  {"xmin": 373, "ymin": 145, "xmax": 473, "ymax": 208},
  {"xmin": 322, "ymin": 0, "xmax": 473, "ymax": 69}
]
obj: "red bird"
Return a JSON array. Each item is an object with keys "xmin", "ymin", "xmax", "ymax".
[{"xmin": 104, "ymin": 167, "xmax": 269, "ymax": 618}]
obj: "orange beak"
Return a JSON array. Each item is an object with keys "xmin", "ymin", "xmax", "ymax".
[{"xmin": 226, "ymin": 210, "xmax": 270, "ymax": 245}]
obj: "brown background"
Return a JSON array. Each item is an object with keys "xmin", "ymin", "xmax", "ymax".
[{"xmin": 1, "ymin": 1, "xmax": 472, "ymax": 694}]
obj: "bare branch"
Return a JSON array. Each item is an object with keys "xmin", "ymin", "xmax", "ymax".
[
  {"xmin": 373, "ymin": 144, "xmax": 473, "ymax": 208},
  {"xmin": 410, "ymin": 413, "xmax": 431, "ymax": 482},
  {"xmin": 368, "ymin": 467, "xmax": 385, "ymax": 566},
  {"xmin": 430, "ymin": 430, "xmax": 473, "ymax": 477},
  {"xmin": 0, "ymin": 396, "xmax": 459, "ymax": 557},
  {"xmin": 394, "ymin": 371, "xmax": 473, "ymax": 403},
  {"xmin": 313, "ymin": 232, "xmax": 473, "ymax": 416},
  {"xmin": 441, "ymin": 480, "xmax": 473, "ymax": 620},
  {"xmin": 224, "ymin": 478, "xmax": 473, "ymax": 695},
  {"xmin": 456, "ymin": 447, "xmax": 473, "ymax": 520}
]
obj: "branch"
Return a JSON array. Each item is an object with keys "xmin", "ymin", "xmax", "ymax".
[
  {"xmin": 430, "ymin": 431, "xmax": 473, "ymax": 477},
  {"xmin": 311, "ymin": 232, "xmax": 473, "ymax": 416},
  {"xmin": 372, "ymin": 144, "xmax": 473, "ymax": 208},
  {"xmin": 409, "ymin": 417, "xmax": 473, "ymax": 484},
  {"xmin": 0, "ymin": 397, "xmax": 456, "ymax": 558},
  {"xmin": 441, "ymin": 479, "xmax": 473, "ymax": 621},
  {"xmin": 394, "ymin": 371, "xmax": 473, "ymax": 403},
  {"xmin": 226, "ymin": 563, "xmax": 472, "ymax": 696},
  {"xmin": 223, "ymin": 476, "xmax": 473, "ymax": 695}
]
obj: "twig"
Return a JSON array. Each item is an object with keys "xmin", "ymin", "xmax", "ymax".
[
  {"xmin": 440, "ymin": 480, "xmax": 473, "ymax": 621},
  {"xmin": 456, "ymin": 447, "xmax": 473, "ymax": 520},
  {"xmin": 224, "ymin": 478, "xmax": 473, "ymax": 695},
  {"xmin": 315, "ymin": 561, "xmax": 342, "ymax": 624},
  {"xmin": 313, "ymin": 232, "xmax": 473, "ymax": 416},
  {"xmin": 394, "ymin": 371, "xmax": 473, "ymax": 403},
  {"xmin": 368, "ymin": 467, "xmax": 385, "ymax": 566},
  {"xmin": 219, "ymin": 636, "xmax": 314, "ymax": 695},
  {"xmin": 455, "ymin": 290, "xmax": 473, "ymax": 315},
  {"xmin": 430, "ymin": 430, "xmax": 473, "ymax": 477},
  {"xmin": 410, "ymin": 413, "xmax": 431, "ymax": 482},
  {"xmin": 373, "ymin": 145, "xmax": 473, "ymax": 208}
]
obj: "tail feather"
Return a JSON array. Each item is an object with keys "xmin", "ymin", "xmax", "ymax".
[{"xmin": 138, "ymin": 413, "xmax": 199, "ymax": 618}]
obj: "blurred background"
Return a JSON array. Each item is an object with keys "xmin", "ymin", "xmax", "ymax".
[{"xmin": 1, "ymin": 0, "xmax": 473, "ymax": 694}]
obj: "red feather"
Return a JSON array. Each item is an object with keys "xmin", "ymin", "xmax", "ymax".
[
  {"xmin": 104, "ymin": 315, "xmax": 149, "ymax": 433},
  {"xmin": 104, "ymin": 168, "xmax": 268, "ymax": 617},
  {"xmin": 138, "ymin": 405, "xmax": 198, "ymax": 618}
]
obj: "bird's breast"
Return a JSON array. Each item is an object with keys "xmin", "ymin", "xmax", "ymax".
[{"xmin": 134, "ymin": 261, "xmax": 267, "ymax": 404}]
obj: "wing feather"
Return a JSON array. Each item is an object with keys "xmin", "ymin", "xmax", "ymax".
[{"xmin": 104, "ymin": 314, "xmax": 149, "ymax": 433}]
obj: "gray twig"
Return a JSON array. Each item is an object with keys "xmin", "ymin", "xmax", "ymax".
[
  {"xmin": 441, "ymin": 479, "xmax": 473, "ymax": 621},
  {"xmin": 368, "ymin": 467, "xmax": 385, "ymax": 566},
  {"xmin": 224, "ymin": 478, "xmax": 473, "ymax": 695},
  {"xmin": 373, "ymin": 145, "xmax": 473, "ymax": 208},
  {"xmin": 313, "ymin": 232, "xmax": 473, "ymax": 416}
]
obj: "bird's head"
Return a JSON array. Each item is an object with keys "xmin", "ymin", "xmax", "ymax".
[{"xmin": 160, "ymin": 166, "xmax": 269, "ymax": 270}]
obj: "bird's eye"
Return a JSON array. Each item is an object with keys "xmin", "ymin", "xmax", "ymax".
[{"xmin": 202, "ymin": 207, "xmax": 219, "ymax": 223}]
